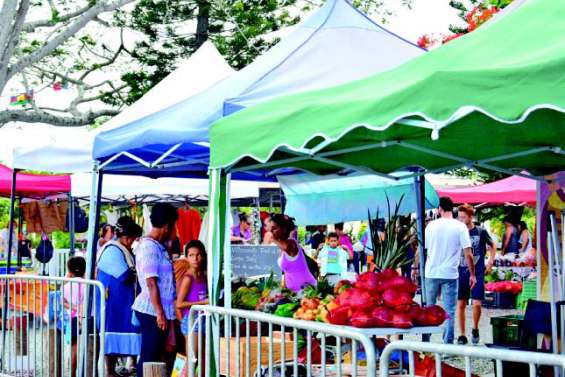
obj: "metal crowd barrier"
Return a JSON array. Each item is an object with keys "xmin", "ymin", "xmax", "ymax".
[
  {"xmin": 187, "ymin": 305, "xmax": 377, "ymax": 377},
  {"xmin": 379, "ymin": 340, "xmax": 565, "ymax": 377},
  {"xmin": 0, "ymin": 274, "xmax": 106, "ymax": 377}
]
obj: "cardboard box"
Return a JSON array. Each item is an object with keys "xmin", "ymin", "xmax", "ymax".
[{"xmin": 219, "ymin": 333, "xmax": 294, "ymax": 376}]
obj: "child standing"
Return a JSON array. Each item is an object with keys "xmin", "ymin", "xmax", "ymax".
[
  {"xmin": 317, "ymin": 232, "xmax": 349, "ymax": 284},
  {"xmin": 176, "ymin": 240, "xmax": 208, "ymax": 373},
  {"xmin": 63, "ymin": 256, "xmax": 86, "ymax": 377}
]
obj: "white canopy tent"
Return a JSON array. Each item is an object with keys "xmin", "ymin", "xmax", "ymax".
[
  {"xmin": 0, "ymin": 122, "xmax": 93, "ymax": 173},
  {"xmin": 97, "ymin": 41, "xmax": 234, "ymax": 133},
  {"xmin": 70, "ymin": 173, "xmax": 266, "ymax": 202}
]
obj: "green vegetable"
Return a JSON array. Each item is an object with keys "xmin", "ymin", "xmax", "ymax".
[
  {"xmin": 504, "ymin": 270, "xmax": 513, "ymax": 281},
  {"xmin": 233, "ymin": 287, "xmax": 261, "ymax": 310},
  {"xmin": 274, "ymin": 302, "xmax": 299, "ymax": 317}
]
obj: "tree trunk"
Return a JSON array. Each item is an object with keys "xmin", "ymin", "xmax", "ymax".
[{"xmin": 195, "ymin": 0, "xmax": 210, "ymax": 48}]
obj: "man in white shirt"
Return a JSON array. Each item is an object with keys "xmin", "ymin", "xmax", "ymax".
[{"xmin": 424, "ymin": 197, "xmax": 475, "ymax": 344}]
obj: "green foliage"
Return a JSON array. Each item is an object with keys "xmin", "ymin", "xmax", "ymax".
[
  {"xmin": 448, "ymin": 0, "xmax": 514, "ymax": 35},
  {"xmin": 447, "ymin": 167, "xmax": 505, "ymax": 183},
  {"xmin": 297, "ymin": 226, "xmax": 306, "ymax": 245},
  {"xmin": 0, "ymin": 199, "xmax": 11, "ymax": 228},
  {"xmin": 52, "ymin": 231, "xmax": 71, "ymax": 249}
]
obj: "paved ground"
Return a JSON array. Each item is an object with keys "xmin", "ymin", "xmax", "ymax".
[{"xmin": 402, "ymin": 302, "xmax": 522, "ymax": 376}]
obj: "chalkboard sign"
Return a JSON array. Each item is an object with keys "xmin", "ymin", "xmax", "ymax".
[{"xmin": 231, "ymin": 245, "xmax": 281, "ymax": 278}]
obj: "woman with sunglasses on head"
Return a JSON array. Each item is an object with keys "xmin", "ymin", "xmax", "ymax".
[{"xmin": 231, "ymin": 213, "xmax": 253, "ymax": 244}]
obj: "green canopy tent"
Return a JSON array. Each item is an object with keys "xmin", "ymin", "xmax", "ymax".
[
  {"xmin": 208, "ymin": 0, "xmax": 564, "ymax": 325},
  {"xmin": 210, "ymin": 0, "xmax": 564, "ymax": 178}
]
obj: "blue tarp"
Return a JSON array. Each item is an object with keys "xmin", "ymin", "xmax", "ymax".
[
  {"xmin": 278, "ymin": 173, "xmax": 439, "ymax": 225},
  {"xmin": 93, "ymin": 0, "xmax": 424, "ymax": 178}
]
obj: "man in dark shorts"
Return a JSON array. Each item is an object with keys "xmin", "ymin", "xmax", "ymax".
[{"xmin": 456, "ymin": 204, "xmax": 496, "ymax": 345}]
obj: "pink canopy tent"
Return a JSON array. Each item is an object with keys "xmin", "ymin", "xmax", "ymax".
[
  {"xmin": 0, "ymin": 164, "xmax": 70, "ymax": 199},
  {"xmin": 436, "ymin": 175, "xmax": 536, "ymax": 205}
]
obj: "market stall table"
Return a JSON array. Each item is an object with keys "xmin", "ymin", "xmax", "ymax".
[{"xmin": 346, "ymin": 325, "xmax": 443, "ymax": 370}]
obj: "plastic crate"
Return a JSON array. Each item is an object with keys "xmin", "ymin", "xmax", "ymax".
[
  {"xmin": 483, "ymin": 291, "xmax": 516, "ymax": 309},
  {"xmin": 516, "ymin": 280, "xmax": 537, "ymax": 311},
  {"xmin": 487, "ymin": 345, "xmax": 552, "ymax": 377},
  {"xmin": 490, "ymin": 315, "xmax": 536, "ymax": 349}
]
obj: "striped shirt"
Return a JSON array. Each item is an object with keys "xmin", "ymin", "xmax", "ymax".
[{"xmin": 132, "ymin": 237, "xmax": 176, "ymax": 320}]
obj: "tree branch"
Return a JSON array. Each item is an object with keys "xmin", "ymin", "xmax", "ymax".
[
  {"xmin": 8, "ymin": 0, "xmax": 135, "ymax": 81},
  {"xmin": 0, "ymin": 0, "xmax": 29, "ymax": 91},
  {"xmin": 79, "ymin": 30, "xmax": 125, "ymax": 81},
  {"xmin": 0, "ymin": 108, "xmax": 119, "ymax": 127},
  {"xmin": 23, "ymin": 4, "xmax": 93, "ymax": 33},
  {"xmin": 78, "ymin": 83, "xmax": 127, "ymax": 103}
]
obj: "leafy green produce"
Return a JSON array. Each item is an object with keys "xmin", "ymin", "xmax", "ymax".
[
  {"xmin": 233, "ymin": 286, "xmax": 261, "ymax": 310},
  {"xmin": 274, "ymin": 302, "xmax": 299, "ymax": 318}
]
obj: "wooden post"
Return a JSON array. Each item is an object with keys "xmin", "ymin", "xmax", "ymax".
[
  {"xmin": 47, "ymin": 329, "xmax": 62, "ymax": 377},
  {"xmin": 143, "ymin": 362, "xmax": 167, "ymax": 377}
]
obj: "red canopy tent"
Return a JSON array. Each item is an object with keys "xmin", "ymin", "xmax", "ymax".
[
  {"xmin": 0, "ymin": 164, "xmax": 70, "ymax": 199},
  {"xmin": 436, "ymin": 175, "xmax": 536, "ymax": 206}
]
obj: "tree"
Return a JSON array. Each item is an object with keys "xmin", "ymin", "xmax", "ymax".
[
  {"xmin": 0, "ymin": 0, "xmax": 137, "ymax": 127},
  {"xmin": 417, "ymin": 0, "xmax": 514, "ymax": 49},
  {"xmin": 1, "ymin": 0, "xmax": 411, "ymax": 127}
]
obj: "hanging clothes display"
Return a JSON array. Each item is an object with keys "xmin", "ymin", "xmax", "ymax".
[
  {"xmin": 22, "ymin": 200, "xmax": 68, "ymax": 234},
  {"xmin": 21, "ymin": 202, "xmax": 42, "ymax": 234},
  {"xmin": 176, "ymin": 205, "xmax": 202, "ymax": 248},
  {"xmin": 37, "ymin": 200, "xmax": 68, "ymax": 234}
]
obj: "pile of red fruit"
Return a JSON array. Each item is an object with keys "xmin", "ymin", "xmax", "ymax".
[
  {"xmin": 485, "ymin": 281, "xmax": 522, "ymax": 294},
  {"xmin": 327, "ymin": 269, "xmax": 447, "ymax": 329}
]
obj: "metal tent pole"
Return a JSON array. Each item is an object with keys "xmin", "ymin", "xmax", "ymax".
[
  {"xmin": 546, "ymin": 214, "xmax": 558, "ymax": 376},
  {"xmin": 17, "ymin": 195, "xmax": 23, "ymax": 267},
  {"xmin": 536, "ymin": 181, "xmax": 542, "ymax": 298},
  {"xmin": 86, "ymin": 169, "xmax": 103, "ymax": 280},
  {"xmin": 0, "ymin": 169, "xmax": 17, "ymax": 371},
  {"xmin": 78, "ymin": 166, "xmax": 103, "ymax": 377},
  {"xmin": 413, "ymin": 171, "xmax": 427, "ymax": 306},
  {"xmin": 68, "ymin": 193, "xmax": 76, "ymax": 255}
]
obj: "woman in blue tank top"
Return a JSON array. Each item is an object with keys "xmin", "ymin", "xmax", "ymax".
[{"xmin": 502, "ymin": 217, "xmax": 520, "ymax": 255}]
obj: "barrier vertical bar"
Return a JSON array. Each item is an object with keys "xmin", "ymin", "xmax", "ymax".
[
  {"xmin": 245, "ymin": 319, "xmax": 250, "ymax": 377},
  {"xmin": 80, "ymin": 165, "xmax": 103, "ymax": 377}
]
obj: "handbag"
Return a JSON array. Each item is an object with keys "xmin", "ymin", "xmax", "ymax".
[{"xmin": 36, "ymin": 233, "xmax": 54, "ymax": 264}]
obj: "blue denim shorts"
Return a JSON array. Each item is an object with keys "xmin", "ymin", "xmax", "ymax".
[{"xmin": 181, "ymin": 314, "xmax": 205, "ymax": 336}]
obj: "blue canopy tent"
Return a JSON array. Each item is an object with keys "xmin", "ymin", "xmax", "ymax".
[
  {"xmin": 279, "ymin": 173, "xmax": 439, "ymax": 226},
  {"xmin": 88, "ymin": 0, "xmax": 425, "ymax": 308},
  {"xmin": 92, "ymin": 0, "xmax": 423, "ymax": 178}
]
